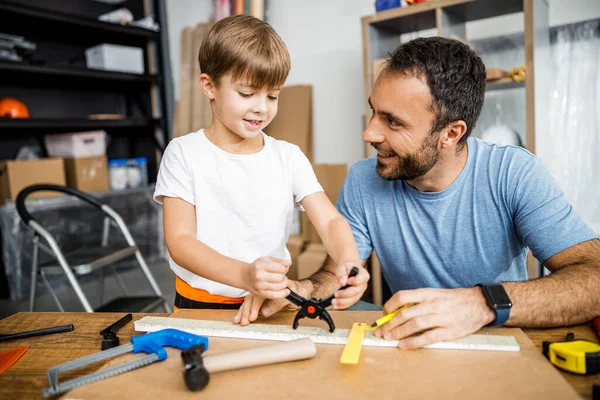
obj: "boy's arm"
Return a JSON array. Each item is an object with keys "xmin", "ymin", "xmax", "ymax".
[
  {"xmin": 163, "ymin": 197, "xmax": 290, "ymax": 299},
  {"xmin": 300, "ymin": 192, "xmax": 370, "ymax": 306}
]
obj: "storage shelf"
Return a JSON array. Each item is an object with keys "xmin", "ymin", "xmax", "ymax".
[
  {"xmin": 486, "ymin": 79, "xmax": 525, "ymax": 92},
  {"xmin": 441, "ymin": 0, "xmax": 523, "ymax": 23},
  {"xmin": 370, "ymin": 0, "xmax": 524, "ymax": 27},
  {"xmin": 0, "ymin": 0, "xmax": 158, "ymax": 46},
  {"xmin": 0, "ymin": 60, "xmax": 158, "ymax": 85},
  {"xmin": 0, "ymin": 118, "xmax": 159, "ymax": 131}
]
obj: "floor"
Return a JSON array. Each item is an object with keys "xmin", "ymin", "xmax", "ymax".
[{"xmin": 0, "ymin": 260, "xmax": 175, "ymax": 319}]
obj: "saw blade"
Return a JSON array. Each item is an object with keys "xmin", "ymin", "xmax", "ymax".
[{"xmin": 42, "ymin": 353, "xmax": 159, "ymax": 398}]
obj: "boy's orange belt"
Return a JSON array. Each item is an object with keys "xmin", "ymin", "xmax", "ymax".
[{"xmin": 174, "ymin": 277, "xmax": 244, "ymax": 311}]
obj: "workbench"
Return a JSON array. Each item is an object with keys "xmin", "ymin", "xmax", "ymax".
[{"xmin": 1, "ymin": 311, "xmax": 598, "ymax": 399}]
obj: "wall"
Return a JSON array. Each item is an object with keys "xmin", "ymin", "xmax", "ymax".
[{"xmin": 265, "ymin": 0, "xmax": 374, "ymax": 165}]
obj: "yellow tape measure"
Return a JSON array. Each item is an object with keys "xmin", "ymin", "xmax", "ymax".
[
  {"xmin": 340, "ymin": 323, "xmax": 367, "ymax": 364},
  {"xmin": 543, "ymin": 333, "xmax": 600, "ymax": 375}
]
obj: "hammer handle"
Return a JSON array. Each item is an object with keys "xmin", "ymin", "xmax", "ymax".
[{"xmin": 203, "ymin": 338, "xmax": 316, "ymax": 373}]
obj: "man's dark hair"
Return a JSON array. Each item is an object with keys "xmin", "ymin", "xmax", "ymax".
[{"xmin": 383, "ymin": 37, "xmax": 486, "ymax": 144}]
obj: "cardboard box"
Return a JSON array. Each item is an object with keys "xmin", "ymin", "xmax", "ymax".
[
  {"xmin": 302, "ymin": 164, "xmax": 348, "ymax": 243},
  {"xmin": 297, "ymin": 243, "xmax": 328, "ymax": 280},
  {"xmin": 265, "ymin": 85, "xmax": 313, "ymax": 162},
  {"xmin": 64, "ymin": 156, "xmax": 109, "ymax": 193},
  {"xmin": 286, "ymin": 235, "xmax": 305, "ymax": 280},
  {"xmin": 0, "ymin": 158, "xmax": 66, "ymax": 205},
  {"xmin": 85, "ymin": 44, "xmax": 144, "ymax": 75},
  {"xmin": 45, "ymin": 130, "xmax": 106, "ymax": 158}
]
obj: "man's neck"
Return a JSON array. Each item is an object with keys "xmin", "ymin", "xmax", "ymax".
[{"xmin": 406, "ymin": 142, "xmax": 469, "ymax": 192}]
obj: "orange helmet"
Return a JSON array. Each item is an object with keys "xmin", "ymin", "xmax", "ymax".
[{"xmin": 0, "ymin": 98, "xmax": 30, "ymax": 118}]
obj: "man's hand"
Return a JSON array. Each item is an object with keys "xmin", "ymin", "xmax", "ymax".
[
  {"xmin": 374, "ymin": 287, "xmax": 495, "ymax": 349},
  {"xmin": 243, "ymin": 257, "xmax": 291, "ymax": 299},
  {"xmin": 331, "ymin": 261, "xmax": 370, "ymax": 309},
  {"xmin": 233, "ymin": 280, "xmax": 311, "ymax": 325}
]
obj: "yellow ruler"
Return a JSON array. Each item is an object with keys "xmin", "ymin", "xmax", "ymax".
[{"xmin": 340, "ymin": 323, "xmax": 367, "ymax": 364}]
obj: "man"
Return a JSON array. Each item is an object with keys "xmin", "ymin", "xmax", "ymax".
[{"xmin": 258, "ymin": 36, "xmax": 600, "ymax": 349}]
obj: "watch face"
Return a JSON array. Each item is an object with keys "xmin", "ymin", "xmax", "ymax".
[{"xmin": 486, "ymin": 285, "xmax": 512, "ymax": 309}]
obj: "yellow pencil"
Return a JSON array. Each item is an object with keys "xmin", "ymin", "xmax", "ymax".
[{"xmin": 369, "ymin": 305, "xmax": 412, "ymax": 328}]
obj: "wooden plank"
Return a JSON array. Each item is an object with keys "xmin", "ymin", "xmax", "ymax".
[
  {"xmin": 370, "ymin": 251, "xmax": 383, "ymax": 306},
  {"xmin": 190, "ymin": 23, "xmax": 214, "ymax": 133},
  {"xmin": 250, "ymin": 0, "xmax": 264, "ymax": 20},
  {"xmin": 361, "ymin": 15, "xmax": 374, "ymax": 159},
  {"xmin": 524, "ymin": 0, "xmax": 536, "ymax": 155}
]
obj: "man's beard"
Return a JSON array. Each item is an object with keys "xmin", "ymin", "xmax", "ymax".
[{"xmin": 373, "ymin": 134, "xmax": 440, "ymax": 181}]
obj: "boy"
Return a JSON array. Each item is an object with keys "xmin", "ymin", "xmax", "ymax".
[{"xmin": 153, "ymin": 15, "xmax": 369, "ymax": 325}]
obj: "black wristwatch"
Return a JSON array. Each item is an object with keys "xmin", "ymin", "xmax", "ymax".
[{"xmin": 476, "ymin": 283, "xmax": 512, "ymax": 326}]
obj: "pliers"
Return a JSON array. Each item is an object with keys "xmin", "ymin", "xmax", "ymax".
[{"xmin": 286, "ymin": 266, "xmax": 359, "ymax": 333}]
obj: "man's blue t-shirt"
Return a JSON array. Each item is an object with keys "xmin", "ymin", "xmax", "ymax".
[{"xmin": 336, "ymin": 137, "xmax": 597, "ymax": 292}]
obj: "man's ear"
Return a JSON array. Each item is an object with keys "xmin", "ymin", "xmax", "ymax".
[
  {"xmin": 199, "ymin": 73, "xmax": 217, "ymax": 100},
  {"xmin": 440, "ymin": 120, "xmax": 467, "ymax": 148}
]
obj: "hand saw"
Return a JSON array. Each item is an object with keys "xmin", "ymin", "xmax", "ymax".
[{"xmin": 42, "ymin": 328, "xmax": 208, "ymax": 398}]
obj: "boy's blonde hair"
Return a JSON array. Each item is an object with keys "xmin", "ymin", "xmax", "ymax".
[{"xmin": 198, "ymin": 15, "xmax": 291, "ymax": 90}]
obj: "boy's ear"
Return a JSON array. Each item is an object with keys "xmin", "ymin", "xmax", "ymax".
[{"xmin": 199, "ymin": 73, "xmax": 216, "ymax": 100}]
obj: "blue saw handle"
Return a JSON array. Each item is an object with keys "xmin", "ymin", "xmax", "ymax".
[{"xmin": 131, "ymin": 329, "xmax": 209, "ymax": 361}]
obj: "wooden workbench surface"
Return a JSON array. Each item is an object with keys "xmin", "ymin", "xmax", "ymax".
[{"xmin": 0, "ymin": 311, "xmax": 598, "ymax": 399}]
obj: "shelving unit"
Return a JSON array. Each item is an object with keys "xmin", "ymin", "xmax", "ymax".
[
  {"xmin": 0, "ymin": 118, "xmax": 159, "ymax": 131},
  {"xmin": 362, "ymin": 0, "xmax": 549, "ymax": 156},
  {"xmin": 0, "ymin": 60, "xmax": 159, "ymax": 84},
  {"xmin": 0, "ymin": 0, "xmax": 173, "ymax": 182},
  {"xmin": 361, "ymin": 0, "xmax": 550, "ymax": 284}
]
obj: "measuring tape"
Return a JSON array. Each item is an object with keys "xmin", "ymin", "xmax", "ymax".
[{"xmin": 543, "ymin": 332, "xmax": 600, "ymax": 375}]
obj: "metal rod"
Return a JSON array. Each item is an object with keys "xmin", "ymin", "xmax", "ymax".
[{"xmin": 0, "ymin": 324, "xmax": 74, "ymax": 343}]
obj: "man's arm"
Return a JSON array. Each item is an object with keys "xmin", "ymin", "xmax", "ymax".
[
  {"xmin": 303, "ymin": 255, "xmax": 369, "ymax": 309},
  {"xmin": 374, "ymin": 239, "xmax": 600, "ymax": 349},
  {"xmin": 504, "ymin": 238, "xmax": 600, "ymax": 327}
]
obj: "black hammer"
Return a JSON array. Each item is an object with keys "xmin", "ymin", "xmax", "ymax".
[{"xmin": 181, "ymin": 337, "xmax": 316, "ymax": 391}]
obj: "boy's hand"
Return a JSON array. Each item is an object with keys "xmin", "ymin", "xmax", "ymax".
[
  {"xmin": 233, "ymin": 294, "xmax": 266, "ymax": 326},
  {"xmin": 244, "ymin": 257, "xmax": 291, "ymax": 299},
  {"xmin": 331, "ymin": 261, "xmax": 370, "ymax": 310},
  {"xmin": 233, "ymin": 280, "xmax": 309, "ymax": 325}
]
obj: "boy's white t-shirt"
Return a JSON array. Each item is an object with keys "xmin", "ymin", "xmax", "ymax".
[{"xmin": 153, "ymin": 129, "xmax": 323, "ymax": 298}]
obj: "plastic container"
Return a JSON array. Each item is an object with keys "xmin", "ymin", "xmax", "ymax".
[
  {"xmin": 375, "ymin": 0, "xmax": 401, "ymax": 12},
  {"xmin": 45, "ymin": 130, "xmax": 107, "ymax": 158},
  {"xmin": 108, "ymin": 158, "xmax": 148, "ymax": 190}
]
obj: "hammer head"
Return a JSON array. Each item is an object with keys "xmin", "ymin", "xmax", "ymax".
[{"xmin": 181, "ymin": 343, "xmax": 209, "ymax": 391}]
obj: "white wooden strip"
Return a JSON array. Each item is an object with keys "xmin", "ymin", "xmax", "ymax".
[{"xmin": 134, "ymin": 316, "xmax": 520, "ymax": 352}]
